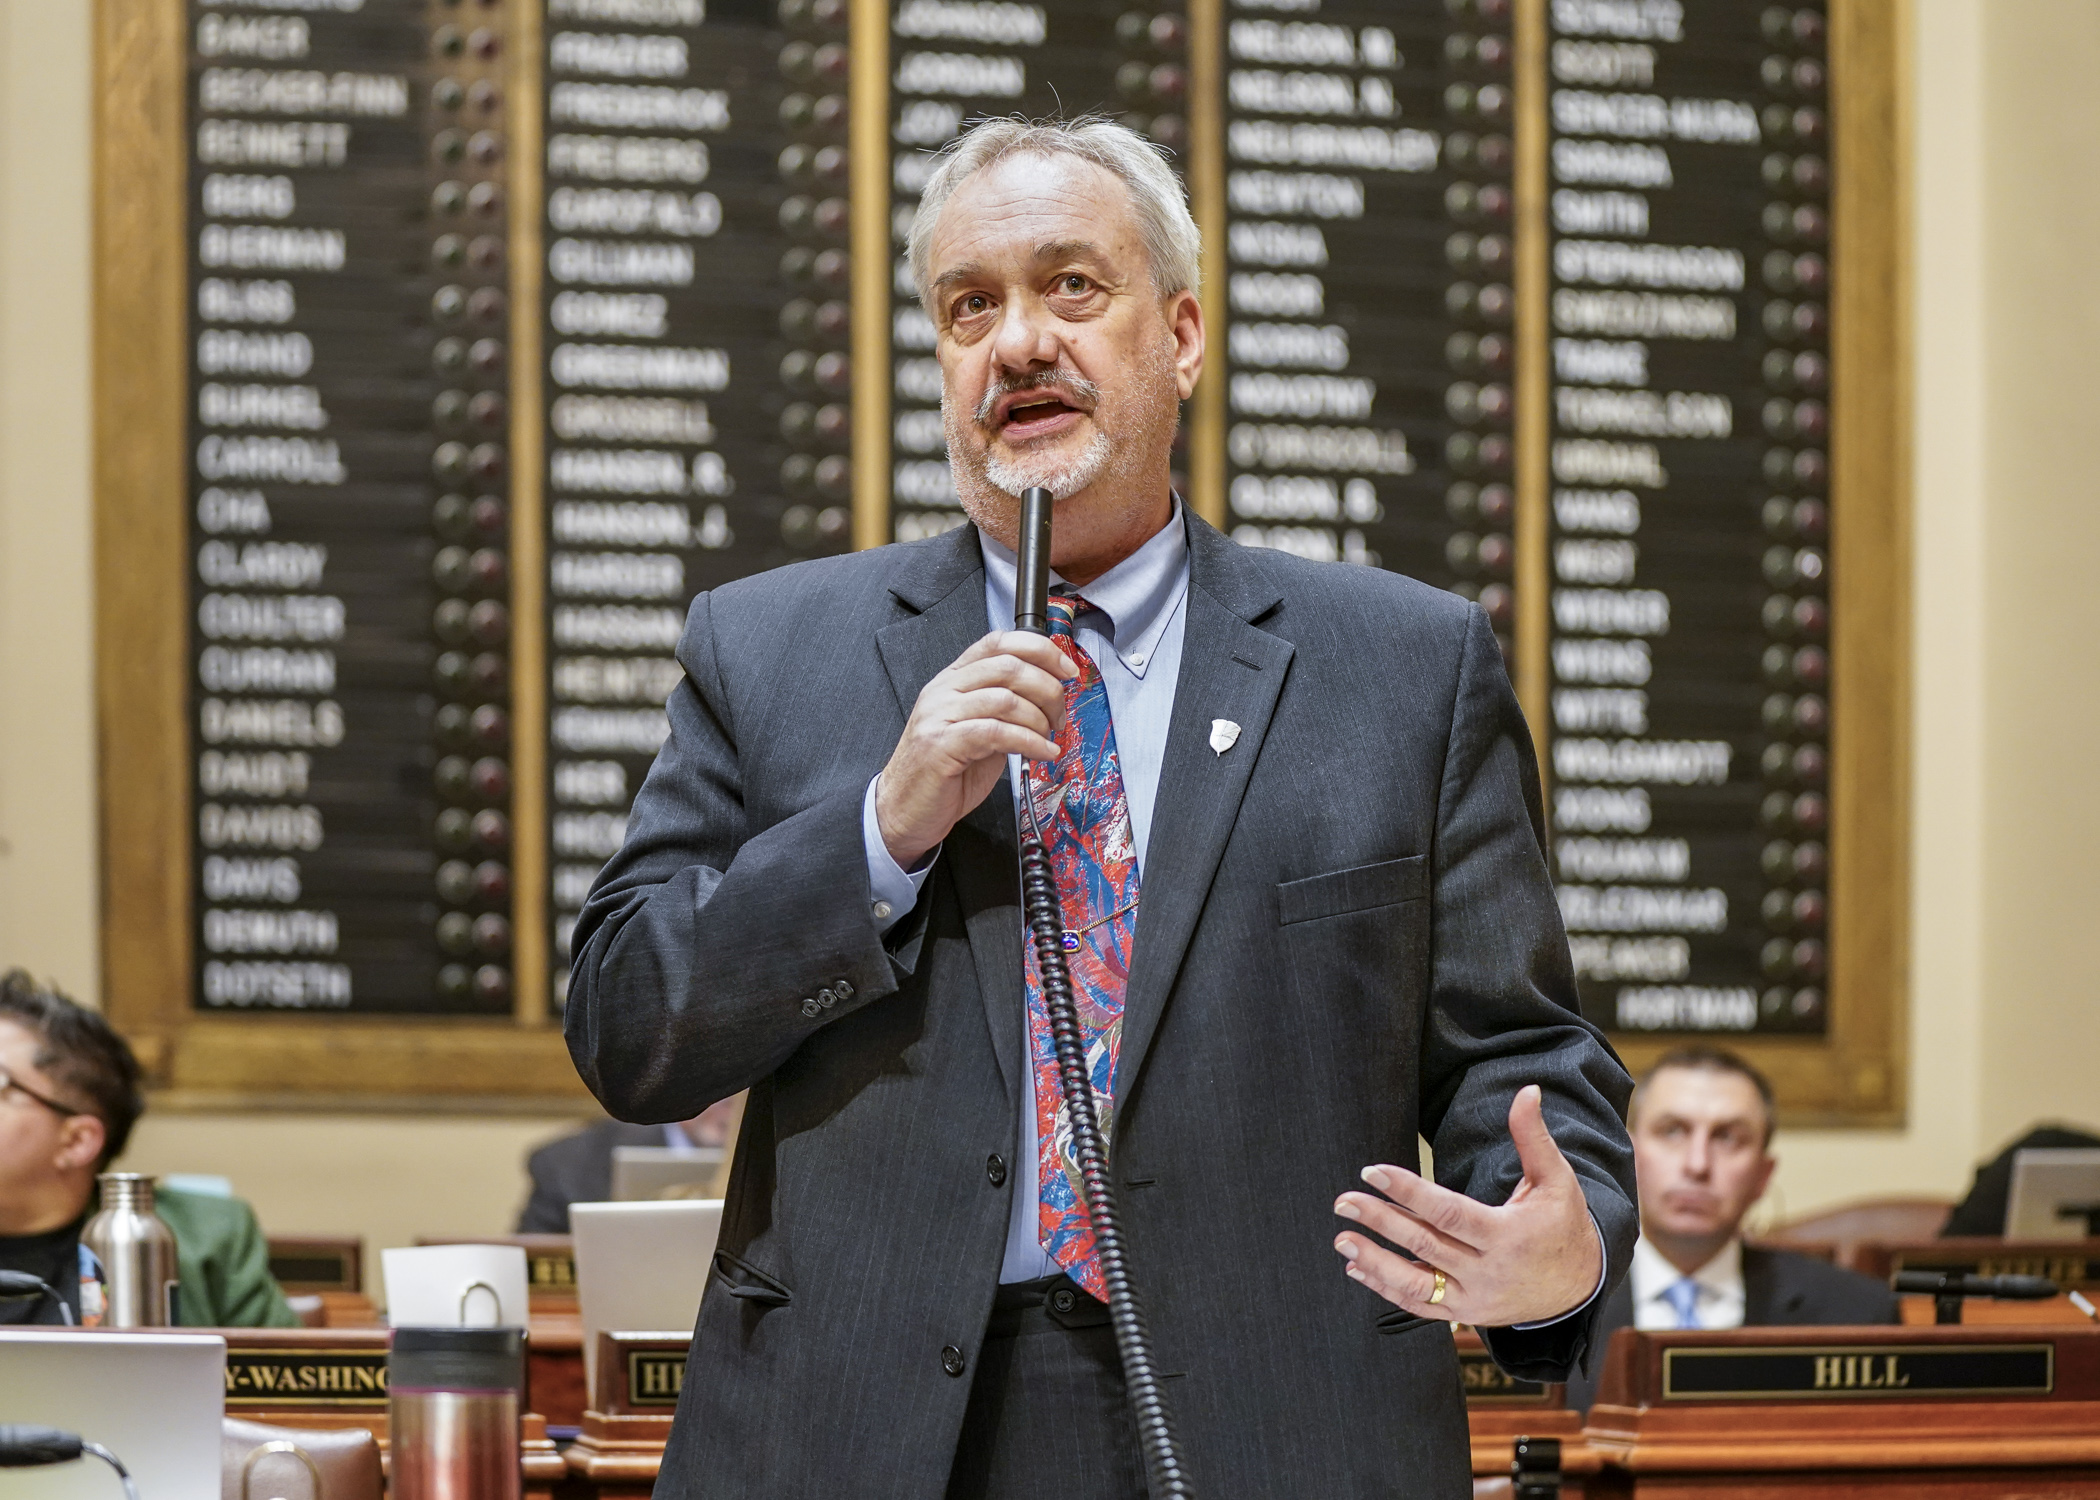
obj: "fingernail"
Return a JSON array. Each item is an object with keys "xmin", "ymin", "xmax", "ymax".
[
  {"xmin": 1334, "ymin": 1199, "xmax": 1360, "ymax": 1221},
  {"xmin": 1335, "ymin": 1237, "xmax": 1358, "ymax": 1261},
  {"xmin": 1346, "ymin": 1266, "xmax": 1366, "ymax": 1283},
  {"xmin": 1361, "ymin": 1166, "xmax": 1388, "ymax": 1191}
]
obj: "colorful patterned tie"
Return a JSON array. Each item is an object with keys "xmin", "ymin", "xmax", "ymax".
[{"xmin": 1023, "ymin": 592, "xmax": 1138, "ymax": 1301}]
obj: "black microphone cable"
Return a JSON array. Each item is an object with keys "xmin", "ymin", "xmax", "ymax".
[
  {"xmin": 0, "ymin": 1426, "xmax": 141, "ymax": 1500},
  {"xmin": 1014, "ymin": 485, "xmax": 1192, "ymax": 1497}
]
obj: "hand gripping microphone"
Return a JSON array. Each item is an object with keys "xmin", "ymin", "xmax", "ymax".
[{"xmin": 1014, "ymin": 486, "xmax": 1192, "ymax": 1497}]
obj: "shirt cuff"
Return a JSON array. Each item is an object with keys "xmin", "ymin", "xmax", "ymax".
[
  {"xmin": 1508, "ymin": 1210, "xmax": 1609, "ymax": 1331},
  {"xmin": 863, "ymin": 774, "xmax": 935, "ymax": 933}
]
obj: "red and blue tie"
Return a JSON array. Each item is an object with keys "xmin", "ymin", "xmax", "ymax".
[{"xmin": 1023, "ymin": 592, "xmax": 1139, "ymax": 1302}]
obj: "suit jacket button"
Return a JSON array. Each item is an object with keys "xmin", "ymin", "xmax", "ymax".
[
  {"xmin": 986, "ymin": 1154, "xmax": 1006, "ymax": 1186},
  {"xmin": 1050, "ymin": 1287, "xmax": 1076, "ymax": 1315},
  {"xmin": 833, "ymin": 978, "xmax": 855, "ymax": 1000},
  {"xmin": 941, "ymin": 1345, "xmax": 966, "ymax": 1377},
  {"xmin": 817, "ymin": 988, "xmax": 838, "ymax": 1008},
  {"xmin": 799, "ymin": 998, "xmax": 821, "ymax": 1017}
]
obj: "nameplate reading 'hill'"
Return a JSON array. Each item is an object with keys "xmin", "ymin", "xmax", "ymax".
[
  {"xmin": 627, "ymin": 1349, "xmax": 687, "ymax": 1408},
  {"xmin": 226, "ymin": 1346, "xmax": 389, "ymax": 1407},
  {"xmin": 1459, "ymin": 1349, "xmax": 1550, "ymax": 1404},
  {"xmin": 1662, "ymin": 1343, "xmax": 2055, "ymax": 1402}
]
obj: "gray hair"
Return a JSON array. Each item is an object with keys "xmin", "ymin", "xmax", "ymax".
[{"xmin": 907, "ymin": 115, "xmax": 1202, "ymax": 311}]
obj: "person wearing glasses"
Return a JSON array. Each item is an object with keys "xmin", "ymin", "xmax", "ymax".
[{"xmin": 0, "ymin": 970, "xmax": 296, "ymax": 1326}]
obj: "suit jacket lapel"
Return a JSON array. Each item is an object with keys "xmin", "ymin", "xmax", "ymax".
[
  {"xmin": 874, "ymin": 527, "xmax": 1023, "ymax": 1100},
  {"xmin": 1115, "ymin": 517, "xmax": 1293, "ymax": 1104}
]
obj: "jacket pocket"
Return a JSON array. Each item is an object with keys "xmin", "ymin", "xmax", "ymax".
[
  {"xmin": 1277, "ymin": 855, "xmax": 1426, "ymax": 926},
  {"xmin": 711, "ymin": 1247, "xmax": 792, "ymax": 1307}
]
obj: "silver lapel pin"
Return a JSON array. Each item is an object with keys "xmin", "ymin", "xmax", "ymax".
[{"xmin": 1209, "ymin": 718, "xmax": 1241, "ymax": 755}]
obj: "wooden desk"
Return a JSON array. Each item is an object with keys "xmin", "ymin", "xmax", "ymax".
[
  {"xmin": 1582, "ymin": 1325, "xmax": 2100, "ymax": 1497},
  {"xmin": 566, "ymin": 1332, "xmax": 685, "ymax": 1495},
  {"xmin": 562, "ymin": 1328, "xmax": 1603, "ymax": 1494},
  {"xmin": 1455, "ymin": 1329, "xmax": 1601, "ymax": 1496},
  {"xmin": 218, "ymin": 1328, "xmax": 570, "ymax": 1494}
]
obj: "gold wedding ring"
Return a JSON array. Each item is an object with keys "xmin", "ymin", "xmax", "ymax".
[{"xmin": 1429, "ymin": 1269, "xmax": 1448, "ymax": 1306}]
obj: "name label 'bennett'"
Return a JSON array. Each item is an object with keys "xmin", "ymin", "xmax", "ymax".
[
  {"xmin": 225, "ymin": 1348, "xmax": 388, "ymax": 1406},
  {"xmin": 1662, "ymin": 1343, "xmax": 2055, "ymax": 1402}
]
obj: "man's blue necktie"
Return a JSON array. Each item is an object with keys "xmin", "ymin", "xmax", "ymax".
[{"xmin": 1663, "ymin": 1276, "xmax": 1702, "ymax": 1329}]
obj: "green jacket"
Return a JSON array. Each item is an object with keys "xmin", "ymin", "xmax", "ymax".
[{"xmin": 147, "ymin": 1187, "xmax": 300, "ymax": 1329}]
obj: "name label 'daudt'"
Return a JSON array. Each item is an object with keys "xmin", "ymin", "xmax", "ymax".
[
  {"xmin": 225, "ymin": 1347, "xmax": 388, "ymax": 1406},
  {"xmin": 1459, "ymin": 1350, "xmax": 1550, "ymax": 1404},
  {"xmin": 1661, "ymin": 1343, "xmax": 2056, "ymax": 1402},
  {"xmin": 627, "ymin": 1349, "xmax": 687, "ymax": 1408}
]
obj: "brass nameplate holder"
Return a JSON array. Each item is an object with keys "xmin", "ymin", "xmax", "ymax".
[
  {"xmin": 528, "ymin": 1250, "xmax": 576, "ymax": 1291},
  {"xmin": 225, "ymin": 1347, "xmax": 389, "ymax": 1407},
  {"xmin": 626, "ymin": 1349, "xmax": 687, "ymax": 1408},
  {"xmin": 1460, "ymin": 1349, "xmax": 1549, "ymax": 1405},
  {"xmin": 1662, "ymin": 1343, "xmax": 2055, "ymax": 1402}
]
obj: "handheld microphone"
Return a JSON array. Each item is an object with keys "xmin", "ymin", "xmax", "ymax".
[
  {"xmin": 1012, "ymin": 484, "xmax": 1192, "ymax": 1496},
  {"xmin": 1015, "ymin": 485, "xmax": 1053, "ymax": 636},
  {"xmin": 0, "ymin": 1427, "xmax": 140, "ymax": 1500}
]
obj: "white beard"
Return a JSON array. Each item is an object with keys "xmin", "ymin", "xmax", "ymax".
[{"xmin": 981, "ymin": 428, "xmax": 1113, "ymax": 502}]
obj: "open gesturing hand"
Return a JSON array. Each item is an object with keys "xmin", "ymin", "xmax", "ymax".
[{"xmin": 1333, "ymin": 1085, "xmax": 1602, "ymax": 1328}]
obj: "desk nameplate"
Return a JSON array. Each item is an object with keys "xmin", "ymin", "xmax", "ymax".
[
  {"xmin": 627, "ymin": 1349, "xmax": 687, "ymax": 1409},
  {"xmin": 1662, "ymin": 1342, "xmax": 2056, "ymax": 1402},
  {"xmin": 225, "ymin": 1345, "xmax": 389, "ymax": 1407},
  {"xmin": 1459, "ymin": 1349, "xmax": 1550, "ymax": 1405}
]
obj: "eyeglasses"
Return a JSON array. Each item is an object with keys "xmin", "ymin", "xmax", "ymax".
[{"xmin": 0, "ymin": 1064, "xmax": 84, "ymax": 1119}]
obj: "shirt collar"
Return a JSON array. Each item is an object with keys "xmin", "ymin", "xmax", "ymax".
[
  {"xmin": 979, "ymin": 496, "xmax": 1190, "ymax": 679},
  {"xmin": 1632, "ymin": 1235, "xmax": 1744, "ymax": 1302}
]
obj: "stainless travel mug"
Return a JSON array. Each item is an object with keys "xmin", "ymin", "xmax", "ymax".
[
  {"xmin": 81, "ymin": 1172, "xmax": 179, "ymax": 1327},
  {"xmin": 387, "ymin": 1326, "xmax": 524, "ymax": 1500}
]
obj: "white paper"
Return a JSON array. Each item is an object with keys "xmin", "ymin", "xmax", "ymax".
[{"xmin": 382, "ymin": 1243, "xmax": 530, "ymax": 1327}]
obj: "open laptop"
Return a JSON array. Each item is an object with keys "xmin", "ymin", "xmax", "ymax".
[
  {"xmin": 0, "ymin": 1330, "xmax": 224, "ymax": 1500},
  {"xmin": 611, "ymin": 1144, "xmax": 726, "ymax": 1203},
  {"xmin": 570, "ymin": 1199, "xmax": 723, "ymax": 1396},
  {"xmin": 2006, "ymin": 1148, "xmax": 2100, "ymax": 1239}
]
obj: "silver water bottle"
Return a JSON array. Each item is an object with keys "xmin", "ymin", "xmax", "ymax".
[
  {"xmin": 81, "ymin": 1172, "xmax": 179, "ymax": 1327},
  {"xmin": 388, "ymin": 1326, "xmax": 525, "ymax": 1500}
]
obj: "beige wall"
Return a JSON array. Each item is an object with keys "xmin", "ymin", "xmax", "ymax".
[{"xmin": 0, "ymin": 0, "xmax": 2094, "ymax": 1262}]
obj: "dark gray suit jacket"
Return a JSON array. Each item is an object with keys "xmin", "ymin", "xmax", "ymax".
[
  {"xmin": 565, "ymin": 515, "xmax": 1638, "ymax": 1497},
  {"xmin": 1563, "ymin": 1243, "xmax": 1901, "ymax": 1411},
  {"xmin": 515, "ymin": 1120, "xmax": 664, "ymax": 1233}
]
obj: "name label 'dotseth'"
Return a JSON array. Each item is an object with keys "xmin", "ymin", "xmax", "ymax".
[{"xmin": 1661, "ymin": 1343, "xmax": 2056, "ymax": 1402}]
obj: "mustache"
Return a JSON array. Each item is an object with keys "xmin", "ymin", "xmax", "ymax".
[{"xmin": 973, "ymin": 368, "xmax": 1103, "ymax": 427}]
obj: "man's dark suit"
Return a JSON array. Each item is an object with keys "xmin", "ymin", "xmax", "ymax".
[
  {"xmin": 515, "ymin": 1120, "xmax": 665, "ymax": 1233},
  {"xmin": 564, "ymin": 515, "xmax": 1638, "ymax": 1497},
  {"xmin": 1563, "ymin": 1244, "xmax": 1900, "ymax": 1411}
]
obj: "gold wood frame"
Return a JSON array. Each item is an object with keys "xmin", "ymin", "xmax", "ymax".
[
  {"xmin": 1603, "ymin": 0, "xmax": 1912, "ymax": 1126},
  {"xmin": 94, "ymin": 0, "xmax": 588, "ymax": 1108}
]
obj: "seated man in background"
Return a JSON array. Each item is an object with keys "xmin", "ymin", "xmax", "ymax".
[
  {"xmin": 516, "ymin": 1095, "xmax": 738, "ymax": 1233},
  {"xmin": 1566, "ymin": 1046, "xmax": 1895, "ymax": 1409},
  {"xmin": 0, "ymin": 970, "xmax": 296, "ymax": 1326}
]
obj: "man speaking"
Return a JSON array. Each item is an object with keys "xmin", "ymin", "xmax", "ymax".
[{"xmin": 565, "ymin": 117, "xmax": 1636, "ymax": 1497}]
